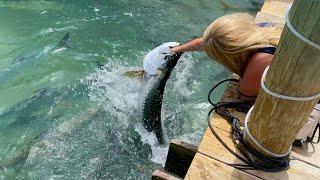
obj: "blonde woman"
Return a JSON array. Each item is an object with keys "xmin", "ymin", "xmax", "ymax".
[
  {"xmin": 143, "ymin": 13, "xmax": 282, "ymax": 100},
  {"xmin": 142, "ymin": 13, "xmax": 320, "ymax": 144}
]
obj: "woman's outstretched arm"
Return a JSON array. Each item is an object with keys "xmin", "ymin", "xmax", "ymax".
[{"xmin": 171, "ymin": 38, "xmax": 204, "ymax": 53}]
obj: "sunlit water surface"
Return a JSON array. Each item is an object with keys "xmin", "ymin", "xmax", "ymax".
[{"xmin": 0, "ymin": 0, "xmax": 261, "ymax": 179}]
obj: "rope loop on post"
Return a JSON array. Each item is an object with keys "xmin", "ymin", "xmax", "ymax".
[
  {"xmin": 207, "ymin": 79, "xmax": 290, "ymax": 172},
  {"xmin": 244, "ymin": 106, "xmax": 292, "ymax": 158},
  {"xmin": 261, "ymin": 66, "xmax": 320, "ymax": 101},
  {"xmin": 285, "ymin": 5, "xmax": 320, "ymax": 50},
  {"xmin": 250, "ymin": 5, "xmax": 320, "ymax": 155}
]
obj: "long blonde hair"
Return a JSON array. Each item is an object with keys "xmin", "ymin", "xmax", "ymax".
[{"xmin": 203, "ymin": 13, "xmax": 282, "ymax": 76}]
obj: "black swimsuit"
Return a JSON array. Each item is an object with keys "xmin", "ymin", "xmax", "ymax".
[{"xmin": 258, "ymin": 47, "xmax": 276, "ymax": 55}]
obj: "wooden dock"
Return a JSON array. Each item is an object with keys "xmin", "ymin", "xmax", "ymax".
[{"xmin": 184, "ymin": 1, "xmax": 320, "ymax": 179}]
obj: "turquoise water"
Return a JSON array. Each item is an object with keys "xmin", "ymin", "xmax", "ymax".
[{"xmin": 0, "ymin": 0, "xmax": 261, "ymax": 179}]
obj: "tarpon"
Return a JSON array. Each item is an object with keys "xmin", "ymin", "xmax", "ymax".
[
  {"xmin": 136, "ymin": 53, "xmax": 182, "ymax": 144},
  {"xmin": 11, "ymin": 32, "xmax": 70, "ymax": 65},
  {"xmin": 0, "ymin": 32, "xmax": 71, "ymax": 85}
]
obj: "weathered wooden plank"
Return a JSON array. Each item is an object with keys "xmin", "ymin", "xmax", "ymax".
[
  {"xmin": 292, "ymin": 143, "xmax": 320, "ymax": 169},
  {"xmin": 210, "ymin": 99, "xmax": 320, "ymax": 169},
  {"xmin": 152, "ymin": 169, "xmax": 182, "ymax": 180},
  {"xmin": 196, "ymin": 123, "xmax": 320, "ymax": 180},
  {"xmin": 261, "ymin": 0, "xmax": 293, "ymax": 18},
  {"xmin": 185, "ymin": 153, "xmax": 260, "ymax": 180},
  {"xmin": 255, "ymin": 12, "xmax": 285, "ymax": 25}
]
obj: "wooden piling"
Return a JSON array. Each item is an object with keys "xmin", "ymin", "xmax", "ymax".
[{"xmin": 247, "ymin": 0, "xmax": 320, "ymax": 155}]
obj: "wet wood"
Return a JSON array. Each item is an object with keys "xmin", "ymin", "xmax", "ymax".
[{"xmin": 247, "ymin": 0, "xmax": 320, "ymax": 154}]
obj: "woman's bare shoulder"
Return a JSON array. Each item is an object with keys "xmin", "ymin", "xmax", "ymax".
[
  {"xmin": 249, "ymin": 52, "xmax": 274, "ymax": 66},
  {"xmin": 238, "ymin": 52, "xmax": 273, "ymax": 98}
]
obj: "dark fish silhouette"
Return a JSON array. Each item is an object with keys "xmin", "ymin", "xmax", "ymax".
[
  {"xmin": 137, "ymin": 54, "xmax": 182, "ymax": 144},
  {"xmin": 11, "ymin": 32, "xmax": 70, "ymax": 65}
]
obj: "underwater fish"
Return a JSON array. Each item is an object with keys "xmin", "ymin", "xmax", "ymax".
[
  {"xmin": 0, "ymin": 132, "xmax": 45, "ymax": 173},
  {"xmin": 0, "ymin": 32, "xmax": 71, "ymax": 85},
  {"xmin": 0, "ymin": 146, "xmax": 30, "ymax": 171},
  {"xmin": 11, "ymin": 32, "xmax": 70, "ymax": 65},
  {"xmin": 0, "ymin": 88, "xmax": 50, "ymax": 122}
]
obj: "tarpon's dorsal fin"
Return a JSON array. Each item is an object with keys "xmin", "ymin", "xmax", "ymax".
[
  {"xmin": 53, "ymin": 32, "xmax": 71, "ymax": 50},
  {"xmin": 122, "ymin": 69, "xmax": 145, "ymax": 78}
]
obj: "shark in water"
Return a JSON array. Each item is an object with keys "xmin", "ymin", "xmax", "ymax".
[{"xmin": 124, "ymin": 52, "xmax": 182, "ymax": 144}]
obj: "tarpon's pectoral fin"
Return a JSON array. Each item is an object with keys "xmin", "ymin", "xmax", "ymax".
[{"xmin": 122, "ymin": 69, "xmax": 145, "ymax": 78}]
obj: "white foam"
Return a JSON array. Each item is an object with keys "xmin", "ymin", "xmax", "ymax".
[
  {"xmin": 84, "ymin": 54, "xmax": 207, "ymax": 166},
  {"xmin": 85, "ymin": 62, "xmax": 141, "ymax": 127},
  {"xmin": 51, "ymin": 47, "xmax": 66, "ymax": 54},
  {"xmin": 39, "ymin": 26, "xmax": 78, "ymax": 35},
  {"xmin": 170, "ymin": 54, "xmax": 197, "ymax": 97},
  {"xmin": 94, "ymin": 7, "xmax": 100, "ymax": 12},
  {"xmin": 0, "ymin": 106, "xmax": 7, "ymax": 116},
  {"xmin": 85, "ymin": 61, "xmax": 172, "ymax": 165},
  {"xmin": 123, "ymin": 12, "xmax": 133, "ymax": 17},
  {"xmin": 135, "ymin": 124, "xmax": 168, "ymax": 166}
]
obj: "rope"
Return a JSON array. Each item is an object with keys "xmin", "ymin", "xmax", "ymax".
[
  {"xmin": 207, "ymin": 79, "xmax": 290, "ymax": 172},
  {"xmin": 244, "ymin": 106, "xmax": 292, "ymax": 157},
  {"xmin": 259, "ymin": 5, "xmax": 320, "ymax": 102},
  {"xmin": 285, "ymin": 5, "xmax": 320, "ymax": 50},
  {"xmin": 261, "ymin": 66, "xmax": 320, "ymax": 101}
]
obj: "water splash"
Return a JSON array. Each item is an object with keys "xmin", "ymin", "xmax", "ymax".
[
  {"xmin": 39, "ymin": 26, "xmax": 78, "ymax": 36},
  {"xmin": 135, "ymin": 124, "xmax": 168, "ymax": 166},
  {"xmin": 85, "ymin": 62, "xmax": 141, "ymax": 127}
]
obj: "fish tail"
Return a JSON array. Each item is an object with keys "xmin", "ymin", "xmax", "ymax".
[{"xmin": 122, "ymin": 70, "xmax": 145, "ymax": 78}]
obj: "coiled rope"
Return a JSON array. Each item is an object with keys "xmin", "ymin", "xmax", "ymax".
[{"xmin": 207, "ymin": 79, "xmax": 290, "ymax": 172}]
